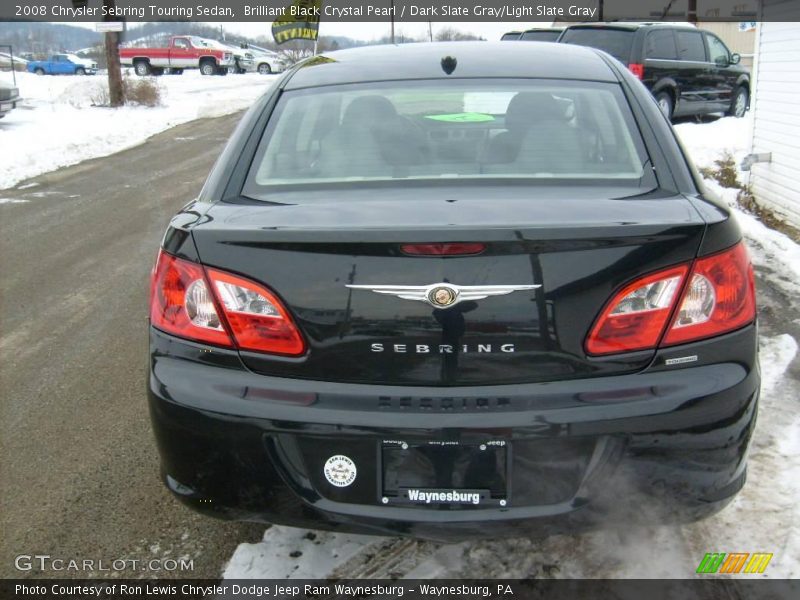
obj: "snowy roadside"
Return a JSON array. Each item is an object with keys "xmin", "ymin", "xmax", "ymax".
[
  {"xmin": 222, "ymin": 113, "xmax": 800, "ymax": 580},
  {"xmin": 0, "ymin": 70, "xmax": 277, "ymax": 191}
]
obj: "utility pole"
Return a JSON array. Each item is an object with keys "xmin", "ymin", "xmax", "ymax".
[
  {"xmin": 598, "ymin": 0, "xmax": 603, "ymax": 21},
  {"xmin": 688, "ymin": 0, "xmax": 698, "ymax": 23},
  {"xmin": 72, "ymin": 0, "xmax": 123, "ymax": 106},
  {"xmin": 390, "ymin": 0, "xmax": 395, "ymax": 44},
  {"xmin": 102, "ymin": 0, "xmax": 124, "ymax": 107},
  {"xmin": 428, "ymin": 21, "xmax": 433, "ymax": 42}
]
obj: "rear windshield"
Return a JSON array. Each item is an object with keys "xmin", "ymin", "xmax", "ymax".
[
  {"xmin": 520, "ymin": 30, "xmax": 562, "ymax": 42},
  {"xmin": 559, "ymin": 28, "xmax": 634, "ymax": 62},
  {"xmin": 244, "ymin": 80, "xmax": 652, "ymax": 193}
]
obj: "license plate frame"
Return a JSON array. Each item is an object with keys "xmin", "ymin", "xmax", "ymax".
[{"xmin": 379, "ymin": 439, "xmax": 510, "ymax": 508}]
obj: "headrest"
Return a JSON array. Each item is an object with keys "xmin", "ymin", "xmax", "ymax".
[
  {"xmin": 342, "ymin": 95, "xmax": 398, "ymax": 128},
  {"xmin": 505, "ymin": 92, "xmax": 568, "ymax": 130}
]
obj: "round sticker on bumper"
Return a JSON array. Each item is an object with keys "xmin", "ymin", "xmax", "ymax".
[{"xmin": 323, "ymin": 455, "xmax": 357, "ymax": 487}]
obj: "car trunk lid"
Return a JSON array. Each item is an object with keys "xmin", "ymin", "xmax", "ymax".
[{"xmin": 190, "ymin": 185, "xmax": 706, "ymax": 386}]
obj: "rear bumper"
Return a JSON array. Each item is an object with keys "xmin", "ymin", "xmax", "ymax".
[
  {"xmin": 0, "ymin": 97, "xmax": 19, "ymax": 114},
  {"xmin": 148, "ymin": 326, "xmax": 759, "ymax": 541}
]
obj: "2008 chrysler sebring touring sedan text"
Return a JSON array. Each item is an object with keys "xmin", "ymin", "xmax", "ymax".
[{"xmin": 148, "ymin": 42, "xmax": 758, "ymax": 541}]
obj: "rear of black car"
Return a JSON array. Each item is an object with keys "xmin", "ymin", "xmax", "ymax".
[{"xmin": 147, "ymin": 43, "xmax": 758, "ymax": 540}]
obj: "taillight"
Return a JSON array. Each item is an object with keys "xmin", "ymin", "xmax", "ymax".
[
  {"xmin": 150, "ymin": 251, "xmax": 232, "ymax": 347},
  {"xmin": 150, "ymin": 250, "xmax": 306, "ymax": 356},
  {"xmin": 205, "ymin": 266, "xmax": 306, "ymax": 355},
  {"xmin": 586, "ymin": 265, "xmax": 688, "ymax": 355},
  {"xmin": 586, "ymin": 242, "xmax": 756, "ymax": 356},
  {"xmin": 400, "ymin": 243, "xmax": 486, "ymax": 256},
  {"xmin": 662, "ymin": 243, "xmax": 755, "ymax": 346},
  {"xmin": 628, "ymin": 63, "xmax": 645, "ymax": 80}
]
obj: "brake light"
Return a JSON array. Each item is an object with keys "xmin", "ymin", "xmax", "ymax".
[
  {"xmin": 150, "ymin": 250, "xmax": 306, "ymax": 356},
  {"xmin": 205, "ymin": 266, "xmax": 306, "ymax": 355},
  {"xmin": 628, "ymin": 63, "xmax": 645, "ymax": 80},
  {"xmin": 586, "ymin": 243, "xmax": 756, "ymax": 356},
  {"xmin": 400, "ymin": 243, "xmax": 486, "ymax": 256},
  {"xmin": 586, "ymin": 265, "xmax": 688, "ymax": 355},
  {"xmin": 150, "ymin": 251, "xmax": 232, "ymax": 347},
  {"xmin": 662, "ymin": 243, "xmax": 755, "ymax": 346}
]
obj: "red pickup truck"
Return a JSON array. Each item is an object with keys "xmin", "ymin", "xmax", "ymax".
[{"xmin": 119, "ymin": 36, "xmax": 235, "ymax": 76}]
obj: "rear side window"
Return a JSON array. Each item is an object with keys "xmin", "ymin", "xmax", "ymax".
[
  {"xmin": 645, "ymin": 30, "xmax": 678, "ymax": 60},
  {"xmin": 559, "ymin": 28, "xmax": 634, "ymax": 62},
  {"xmin": 676, "ymin": 31, "xmax": 707, "ymax": 62},
  {"xmin": 244, "ymin": 80, "xmax": 654, "ymax": 194},
  {"xmin": 706, "ymin": 33, "xmax": 731, "ymax": 65}
]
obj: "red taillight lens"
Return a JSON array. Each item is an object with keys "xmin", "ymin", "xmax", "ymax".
[
  {"xmin": 400, "ymin": 243, "xmax": 487, "ymax": 256},
  {"xmin": 586, "ymin": 242, "xmax": 756, "ymax": 356},
  {"xmin": 662, "ymin": 243, "xmax": 756, "ymax": 346},
  {"xmin": 586, "ymin": 265, "xmax": 688, "ymax": 355},
  {"xmin": 150, "ymin": 251, "xmax": 233, "ymax": 347},
  {"xmin": 150, "ymin": 250, "xmax": 306, "ymax": 356},
  {"xmin": 628, "ymin": 63, "xmax": 645, "ymax": 80},
  {"xmin": 205, "ymin": 267, "xmax": 306, "ymax": 356}
]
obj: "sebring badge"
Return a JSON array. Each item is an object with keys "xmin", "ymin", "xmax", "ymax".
[{"xmin": 346, "ymin": 282, "xmax": 540, "ymax": 309}]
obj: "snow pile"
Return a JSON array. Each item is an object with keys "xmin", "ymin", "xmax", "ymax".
[
  {"xmin": 673, "ymin": 115, "xmax": 751, "ymax": 173},
  {"xmin": 0, "ymin": 70, "xmax": 278, "ymax": 190},
  {"xmin": 223, "ymin": 527, "xmax": 376, "ymax": 579}
]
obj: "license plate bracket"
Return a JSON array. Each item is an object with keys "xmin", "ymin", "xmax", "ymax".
[{"xmin": 380, "ymin": 440, "xmax": 509, "ymax": 507}]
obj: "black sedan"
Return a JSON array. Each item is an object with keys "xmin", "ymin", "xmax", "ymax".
[{"xmin": 148, "ymin": 42, "xmax": 759, "ymax": 541}]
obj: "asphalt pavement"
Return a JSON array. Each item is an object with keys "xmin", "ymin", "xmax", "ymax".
[{"xmin": 0, "ymin": 113, "xmax": 264, "ymax": 578}]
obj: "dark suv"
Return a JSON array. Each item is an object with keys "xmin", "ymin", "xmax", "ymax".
[{"xmin": 559, "ymin": 23, "xmax": 750, "ymax": 120}]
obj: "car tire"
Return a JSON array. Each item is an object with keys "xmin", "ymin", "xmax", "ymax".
[
  {"xmin": 75, "ymin": 67, "xmax": 86, "ymax": 76},
  {"xmin": 200, "ymin": 61, "xmax": 216, "ymax": 76},
  {"xmin": 655, "ymin": 91, "xmax": 674, "ymax": 121},
  {"xmin": 134, "ymin": 61, "xmax": 151, "ymax": 76},
  {"xmin": 257, "ymin": 63, "xmax": 272, "ymax": 75},
  {"xmin": 728, "ymin": 87, "xmax": 749, "ymax": 118},
  {"xmin": 34, "ymin": 68, "xmax": 45, "ymax": 76}
]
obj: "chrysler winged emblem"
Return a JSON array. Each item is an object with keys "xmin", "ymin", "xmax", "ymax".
[{"xmin": 345, "ymin": 282, "xmax": 541, "ymax": 309}]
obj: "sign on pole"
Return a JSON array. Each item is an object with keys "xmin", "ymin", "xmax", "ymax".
[
  {"xmin": 95, "ymin": 21, "xmax": 124, "ymax": 33},
  {"xmin": 272, "ymin": 0, "xmax": 322, "ymax": 44}
]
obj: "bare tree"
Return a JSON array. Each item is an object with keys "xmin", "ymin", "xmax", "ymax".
[{"xmin": 435, "ymin": 27, "xmax": 485, "ymax": 42}]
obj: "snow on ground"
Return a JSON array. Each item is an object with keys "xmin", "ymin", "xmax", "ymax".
[
  {"xmin": 223, "ymin": 113, "xmax": 800, "ymax": 580},
  {"xmin": 0, "ymin": 70, "xmax": 278, "ymax": 190},
  {"xmin": 673, "ymin": 114, "xmax": 752, "ymax": 173},
  {"xmin": 223, "ymin": 528, "xmax": 377, "ymax": 579}
]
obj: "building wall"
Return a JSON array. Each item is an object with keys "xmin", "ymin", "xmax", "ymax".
[{"xmin": 748, "ymin": 18, "xmax": 800, "ymax": 227}]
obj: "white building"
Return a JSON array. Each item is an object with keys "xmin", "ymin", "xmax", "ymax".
[{"xmin": 745, "ymin": 6, "xmax": 800, "ymax": 227}]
